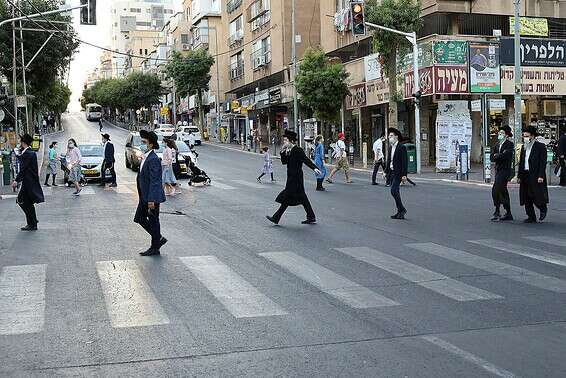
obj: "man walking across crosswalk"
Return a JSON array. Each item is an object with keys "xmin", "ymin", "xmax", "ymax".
[
  {"xmin": 385, "ymin": 128, "xmax": 408, "ymax": 220},
  {"xmin": 134, "ymin": 130, "xmax": 167, "ymax": 255}
]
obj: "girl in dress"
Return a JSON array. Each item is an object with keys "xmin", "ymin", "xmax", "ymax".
[
  {"xmin": 257, "ymin": 146, "xmax": 275, "ymax": 182},
  {"xmin": 162, "ymin": 139, "xmax": 177, "ymax": 196}
]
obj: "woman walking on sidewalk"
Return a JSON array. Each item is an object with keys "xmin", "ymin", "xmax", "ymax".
[
  {"xmin": 44, "ymin": 141, "xmax": 59, "ymax": 186},
  {"xmin": 257, "ymin": 146, "xmax": 275, "ymax": 182},
  {"xmin": 313, "ymin": 135, "xmax": 327, "ymax": 191},
  {"xmin": 162, "ymin": 138, "xmax": 177, "ymax": 196}
]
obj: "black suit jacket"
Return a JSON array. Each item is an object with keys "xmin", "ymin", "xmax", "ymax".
[
  {"xmin": 491, "ymin": 139, "xmax": 514, "ymax": 182},
  {"xmin": 386, "ymin": 143, "xmax": 408, "ymax": 177},
  {"xmin": 518, "ymin": 141, "xmax": 549, "ymax": 206},
  {"xmin": 15, "ymin": 148, "xmax": 44, "ymax": 204},
  {"xmin": 104, "ymin": 142, "xmax": 115, "ymax": 163},
  {"xmin": 558, "ymin": 135, "xmax": 566, "ymax": 157}
]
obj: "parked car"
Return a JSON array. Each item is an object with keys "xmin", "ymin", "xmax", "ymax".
[
  {"xmin": 176, "ymin": 125, "xmax": 202, "ymax": 145},
  {"xmin": 154, "ymin": 123, "xmax": 175, "ymax": 137},
  {"xmin": 71, "ymin": 144, "xmax": 110, "ymax": 181},
  {"xmin": 124, "ymin": 132, "xmax": 189, "ymax": 176}
]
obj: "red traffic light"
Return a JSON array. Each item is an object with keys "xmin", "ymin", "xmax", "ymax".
[{"xmin": 350, "ymin": 2, "xmax": 366, "ymax": 36}]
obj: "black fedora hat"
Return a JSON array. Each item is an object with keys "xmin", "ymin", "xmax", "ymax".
[
  {"xmin": 499, "ymin": 125, "xmax": 513, "ymax": 137},
  {"xmin": 522, "ymin": 125, "xmax": 538, "ymax": 136},
  {"xmin": 20, "ymin": 133, "xmax": 33, "ymax": 146},
  {"xmin": 284, "ymin": 129, "xmax": 298, "ymax": 142},
  {"xmin": 387, "ymin": 127, "xmax": 403, "ymax": 139},
  {"xmin": 140, "ymin": 130, "xmax": 158, "ymax": 146},
  {"xmin": 101, "ymin": 133, "xmax": 111, "ymax": 141}
]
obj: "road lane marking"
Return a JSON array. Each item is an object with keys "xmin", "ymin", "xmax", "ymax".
[
  {"xmin": 260, "ymin": 252, "xmax": 399, "ymax": 308},
  {"xmin": 336, "ymin": 247, "xmax": 501, "ymax": 301},
  {"xmin": 179, "ymin": 256, "xmax": 287, "ymax": 318},
  {"xmin": 524, "ymin": 236, "xmax": 566, "ymax": 248},
  {"xmin": 469, "ymin": 239, "xmax": 566, "ymax": 268},
  {"xmin": 79, "ymin": 186, "xmax": 95, "ymax": 195},
  {"xmin": 96, "ymin": 260, "xmax": 170, "ymax": 328},
  {"xmin": 111, "ymin": 184, "xmax": 134, "ymax": 194},
  {"xmin": 210, "ymin": 181, "xmax": 236, "ymax": 190},
  {"xmin": 0, "ymin": 264, "xmax": 46, "ymax": 335},
  {"xmin": 232, "ymin": 180, "xmax": 266, "ymax": 189},
  {"xmin": 42, "ymin": 187, "xmax": 53, "ymax": 196},
  {"xmin": 408, "ymin": 243, "xmax": 566, "ymax": 293},
  {"xmin": 422, "ymin": 335, "xmax": 517, "ymax": 378}
]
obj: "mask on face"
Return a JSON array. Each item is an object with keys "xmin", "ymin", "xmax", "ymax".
[
  {"xmin": 523, "ymin": 137, "xmax": 531, "ymax": 144},
  {"xmin": 388, "ymin": 137, "xmax": 397, "ymax": 145},
  {"xmin": 140, "ymin": 143, "xmax": 148, "ymax": 152},
  {"xmin": 498, "ymin": 133, "xmax": 505, "ymax": 141},
  {"xmin": 68, "ymin": 142, "xmax": 74, "ymax": 149}
]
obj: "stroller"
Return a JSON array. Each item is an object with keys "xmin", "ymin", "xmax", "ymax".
[
  {"xmin": 60, "ymin": 154, "xmax": 88, "ymax": 187},
  {"xmin": 185, "ymin": 155, "xmax": 211, "ymax": 186}
]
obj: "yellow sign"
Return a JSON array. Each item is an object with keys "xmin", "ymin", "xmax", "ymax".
[
  {"xmin": 160, "ymin": 106, "xmax": 169, "ymax": 116},
  {"xmin": 509, "ymin": 17, "xmax": 548, "ymax": 37}
]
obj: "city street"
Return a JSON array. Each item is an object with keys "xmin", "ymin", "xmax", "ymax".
[{"xmin": 2, "ymin": 113, "xmax": 566, "ymax": 377}]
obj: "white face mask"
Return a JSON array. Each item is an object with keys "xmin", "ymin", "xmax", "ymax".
[
  {"xmin": 498, "ymin": 133, "xmax": 505, "ymax": 141},
  {"xmin": 388, "ymin": 136, "xmax": 397, "ymax": 145},
  {"xmin": 523, "ymin": 137, "xmax": 531, "ymax": 144}
]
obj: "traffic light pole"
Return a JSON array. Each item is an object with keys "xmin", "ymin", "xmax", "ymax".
[
  {"xmin": 366, "ymin": 22, "xmax": 421, "ymax": 174},
  {"xmin": 513, "ymin": 0, "xmax": 522, "ymax": 176},
  {"xmin": 0, "ymin": 4, "xmax": 87, "ymax": 28}
]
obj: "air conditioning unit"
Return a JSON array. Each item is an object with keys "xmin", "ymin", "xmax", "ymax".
[
  {"xmin": 255, "ymin": 54, "xmax": 266, "ymax": 68},
  {"xmin": 181, "ymin": 43, "xmax": 191, "ymax": 50},
  {"xmin": 543, "ymin": 100, "xmax": 561, "ymax": 116}
]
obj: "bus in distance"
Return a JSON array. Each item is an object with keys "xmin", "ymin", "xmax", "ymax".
[{"xmin": 85, "ymin": 103, "xmax": 102, "ymax": 121}]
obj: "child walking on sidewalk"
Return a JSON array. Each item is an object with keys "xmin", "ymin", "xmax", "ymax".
[{"xmin": 257, "ymin": 146, "xmax": 275, "ymax": 182}]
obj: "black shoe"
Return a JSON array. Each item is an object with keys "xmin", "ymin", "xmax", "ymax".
[
  {"xmin": 499, "ymin": 213, "xmax": 514, "ymax": 221},
  {"xmin": 21, "ymin": 225, "xmax": 38, "ymax": 231},
  {"xmin": 391, "ymin": 211, "xmax": 406, "ymax": 220},
  {"xmin": 44, "ymin": 183, "xmax": 50, "ymax": 187},
  {"xmin": 523, "ymin": 218, "xmax": 537, "ymax": 224},
  {"xmin": 52, "ymin": 183, "xmax": 58, "ymax": 187},
  {"xmin": 266, "ymin": 215, "xmax": 279, "ymax": 225},
  {"xmin": 539, "ymin": 211, "xmax": 547, "ymax": 222},
  {"xmin": 139, "ymin": 248, "xmax": 160, "ymax": 256},
  {"xmin": 372, "ymin": 182, "xmax": 379, "ymax": 186},
  {"xmin": 316, "ymin": 187, "xmax": 325, "ymax": 191},
  {"xmin": 385, "ymin": 184, "xmax": 391, "ymax": 187},
  {"xmin": 159, "ymin": 237, "xmax": 168, "ymax": 247},
  {"xmin": 109, "ymin": 183, "xmax": 117, "ymax": 187},
  {"xmin": 301, "ymin": 219, "xmax": 317, "ymax": 224},
  {"xmin": 491, "ymin": 214, "xmax": 500, "ymax": 222}
]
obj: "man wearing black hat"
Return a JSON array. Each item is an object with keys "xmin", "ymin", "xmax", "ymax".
[
  {"xmin": 11, "ymin": 134, "xmax": 44, "ymax": 231},
  {"xmin": 385, "ymin": 128, "xmax": 408, "ymax": 220},
  {"xmin": 519, "ymin": 126, "xmax": 549, "ymax": 223},
  {"xmin": 266, "ymin": 130, "xmax": 321, "ymax": 225},
  {"xmin": 134, "ymin": 130, "xmax": 167, "ymax": 255},
  {"xmin": 100, "ymin": 133, "xmax": 117, "ymax": 187},
  {"xmin": 490, "ymin": 125, "xmax": 515, "ymax": 221},
  {"xmin": 558, "ymin": 130, "xmax": 566, "ymax": 187}
]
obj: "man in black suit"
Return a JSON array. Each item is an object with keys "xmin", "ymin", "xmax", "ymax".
[
  {"xmin": 100, "ymin": 133, "xmax": 117, "ymax": 187},
  {"xmin": 519, "ymin": 126, "xmax": 549, "ymax": 223},
  {"xmin": 135, "ymin": 130, "xmax": 167, "ymax": 256},
  {"xmin": 12, "ymin": 134, "xmax": 44, "ymax": 231},
  {"xmin": 491, "ymin": 125, "xmax": 515, "ymax": 221},
  {"xmin": 385, "ymin": 128, "xmax": 408, "ymax": 220},
  {"xmin": 558, "ymin": 131, "xmax": 566, "ymax": 187}
]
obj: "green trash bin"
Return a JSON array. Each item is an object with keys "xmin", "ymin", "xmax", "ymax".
[
  {"xmin": 405, "ymin": 143, "xmax": 417, "ymax": 174},
  {"xmin": 2, "ymin": 151, "xmax": 11, "ymax": 185}
]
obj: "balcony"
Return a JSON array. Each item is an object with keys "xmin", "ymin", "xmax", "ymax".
[
  {"xmin": 229, "ymin": 61, "xmax": 244, "ymax": 80},
  {"xmin": 192, "ymin": 28, "xmax": 209, "ymax": 49},
  {"xmin": 247, "ymin": 0, "xmax": 269, "ymax": 23},
  {"xmin": 228, "ymin": 29, "xmax": 244, "ymax": 47},
  {"xmin": 227, "ymin": 0, "xmax": 242, "ymax": 14},
  {"xmin": 250, "ymin": 45, "xmax": 271, "ymax": 70}
]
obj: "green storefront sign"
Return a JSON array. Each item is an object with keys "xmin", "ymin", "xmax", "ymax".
[
  {"xmin": 397, "ymin": 41, "xmax": 434, "ymax": 73},
  {"xmin": 434, "ymin": 40, "xmax": 467, "ymax": 65}
]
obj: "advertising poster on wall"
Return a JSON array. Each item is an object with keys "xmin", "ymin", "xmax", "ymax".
[
  {"xmin": 501, "ymin": 66, "xmax": 566, "ymax": 95},
  {"xmin": 469, "ymin": 42, "xmax": 501, "ymax": 93},
  {"xmin": 434, "ymin": 66, "xmax": 468, "ymax": 94},
  {"xmin": 500, "ymin": 38, "xmax": 566, "ymax": 67},
  {"xmin": 404, "ymin": 66, "xmax": 434, "ymax": 99},
  {"xmin": 435, "ymin": 101, "xmax": 473, "ymax": 171},
  {"xmin": 434, "ymin": 40, "xmax": 468, "ymax": 65}
]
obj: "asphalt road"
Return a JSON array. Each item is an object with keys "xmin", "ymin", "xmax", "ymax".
[{"xmin": 1, "ymin": 112, "xmax": 566, "ymax": 377}]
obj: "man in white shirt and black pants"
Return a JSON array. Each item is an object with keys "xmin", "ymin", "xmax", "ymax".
[
  {"xmin": 371, "ymin": 133, "xmax": 386, "ymax": 185},
  {"xmin": 385, "ymin": 128, "xmax": 408, "ymax": 220}
]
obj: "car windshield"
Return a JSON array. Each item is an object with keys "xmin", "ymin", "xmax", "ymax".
[
  {"xmin": 176, "ymin": 141, "xmax": 190, "ymax": 152},
  {"xmin": 157, "ymin": 124, "xmax": 174, "ymax": 130},
  {"xmin": 89, "ymin": 106, "xmax": 102, "ymax": 113},
  {"xmin": 78, "ymin": 144, "xmax": 103, "ymax": 157}
]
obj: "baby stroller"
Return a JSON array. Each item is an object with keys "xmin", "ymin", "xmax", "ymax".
[
  {"xmin": 60, "ymin": 154, "xmax": 88, "ymax": 187},
  {"xmin": 185, "ymin": 155, "xmax": 211, "ymax": 186}
]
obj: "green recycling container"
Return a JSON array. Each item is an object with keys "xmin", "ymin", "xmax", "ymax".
[{"xmin": 405, "ymin": 143, "xmax": 417, "ymax": 174}]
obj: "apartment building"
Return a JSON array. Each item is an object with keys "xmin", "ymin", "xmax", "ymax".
[
  {"xmin": 322, "ymin": 0, "xmax": 566, "ymax": 169},
  {"xmin": 124, "ymin": 30, "xmax": 161, "ymax": 75}
]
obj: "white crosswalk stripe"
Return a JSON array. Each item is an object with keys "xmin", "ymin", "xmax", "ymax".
[
  {"xmin": 210, "ymin": 181, "xmax": 236, "ymax": 190},
  {"xmin": 42, "ymin": 186, "xmax": 53, "ymax": 196},
  {"xmin": 0, "ymin": 264, "xmax": 46, "ymax": 335},
  {"xmin": 524, "ymin": 236, "xmax": 566, "ymax": 248},
  {"xmin": 78, "ymin": 186, "xmax": 95, "ymax": 195},
  {"xmin": 180, "ymin": 256, "xmax": 287, "ymax": 318},
  {"xmin": 232, "ymin": 179, "xmax": 266, "ymax": 189},
  {"xmin": 408, "ymin": 243, "xmax": 566, "ymax": 293},
  {"xmin": 260, "ymin": 252, "xmax": 399, "ymax": 308},
  {"xmin": 96, "ymin": 260, "xmax": 170, "ymax": 328},
  {"xmin": 111, "ymin": 184, "xmax": 135, "ymax": 194},
  {"xmin": 336, "ymin": 247, "xmax": 502, "ymax": 301},
  {"xmin": 469, "ymin": 239, "xmax": 566, "ymax": 268}
]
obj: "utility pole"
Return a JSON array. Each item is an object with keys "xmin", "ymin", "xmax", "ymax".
[
  {"xmin": 513, "ymin": 0, "xmax": 522, "ymax": 167},
  {"xmin": 19, "ymin": 19, "xmax": 29, "ymax": 133},
  {"xmin": 12, "ymin": 19, "xmax": 18, "ymax": 135},
  {"xmin": 291, "ymin": 0, "xmax": 299, "ymax": 140}
]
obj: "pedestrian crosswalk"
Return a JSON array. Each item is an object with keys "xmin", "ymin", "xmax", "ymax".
[{"xmin": 1, "ymin": 236, "xmax": 566, "ymax": 336}]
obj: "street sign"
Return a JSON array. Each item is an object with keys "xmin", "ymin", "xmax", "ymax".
[
  {"xmin": 16, "ymin": 96, "xmax": 26, "ymax": 108},
  {"xmin": 0, "ymin": 110, "xmax": 5, "ymax": 122},
  {"xmin": 471, "ymin": 99, "xmax": 481, "ymax": 112}
]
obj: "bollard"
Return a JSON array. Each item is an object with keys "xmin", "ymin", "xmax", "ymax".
[{"xmin": 362, "ymin": 142, "xmax": 367, "ymax": 169}]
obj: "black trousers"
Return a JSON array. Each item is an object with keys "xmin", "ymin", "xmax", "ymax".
[
  {"xmin": 390, "ymin": 173, "xmax": 406, "ymax": 213},
  {"xmin": 272, "ymin": 198, "xmax": 316, "ymax": 222},
  {"xmin": 134, "ymin": 202, "xmax": 162, "ymax": 249},
  {"xmin": 492, "ymin": 178, "xmax": 511, "ymax": 213},
  {"xmin": 372, "ymin": 159, "xmax": 385, "ymax": 183},
  {"xmin": 101, "ymin": 161, "xmax": 116, "ymax": 184},
  {"xmin": 560, "ymin": 158, "xmax": 566, "ymax": 186},
  {"xmin": 19, "ymin": 201, "xmax": 38, "ymax": 227},
  {"xmin": 524, "ymin": 196, "xmax": 547, "ymax": 220}
]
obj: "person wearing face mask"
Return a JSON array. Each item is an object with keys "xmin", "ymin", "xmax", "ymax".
[
  {"xmin": 134, "ymin": 130, "xmax": 167, "ymax": 256},
  {"xmin": 490, "ymin": 125, "xmax": 515, "ymax": 221},
  {"xmin": 266, "ymin": 130, "xmax": 322, "ymax": 225},
  {"xmin": 518, "ymin": 126, "xmax": 549, "ymax": 223},
  {"xmin": 313, "ymin": 135, "xmax": 327, "ymax": 191},
  {"xmin": 385, "ymin": 128, "xmax": 408, "ymax": 220},
  {"xmin": 100, "ymin": 133, "xmax": 117, "ymax": 187},
  {"xmin": 44, "ymin": 141, "xmax": 59, "ymax": 187},
  {"xmin": 66, "ymin": 138, "xmax": 82, "ymax": 196}
]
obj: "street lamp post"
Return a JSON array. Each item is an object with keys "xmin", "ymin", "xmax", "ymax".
[{"xmin": 513, "ymin": 0, "xmax": 522, "ymax": 170}]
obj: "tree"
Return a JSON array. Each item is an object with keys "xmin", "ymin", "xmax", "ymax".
[
  {"xmin": 295, "ymin": 48, "xmax": 349, "ymax": 124},
  {"xmin": 366, "ymin": 0, "xmax": 421, "ymax": 129},
  {"xmin": 35, "ymin": 81, "xmax": 71, "ymax": 129},
  {"xmin": 122, "ymin": 72, "xmax": 162, "ymax": 112},
  {"xmin": 165, "ymin": 49, "xmax": 214, "ymax": 131}
]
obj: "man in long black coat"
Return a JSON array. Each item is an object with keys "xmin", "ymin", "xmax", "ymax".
[
  {"xmin": 518, "ymin": 126, "xmax": 549, "ymax": 223},
  {"xmin": 558, "ymin": 131, "xmax": 566, "ymax": 187},
  {"xmin": 491, "ymin": 125, "xmax": 515, "ymax": 221},
  {"xmin": 385, "ymin": 128, "xmax": 408, "ymax": 220},
  {"xmin": 266, "ymin": 130, "xmax": 321, "ymax": 225},
  {"xmin": 12, "ymin": 134, "xmax": 44, "ymax": 231}
]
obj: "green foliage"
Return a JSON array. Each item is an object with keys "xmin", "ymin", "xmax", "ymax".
[
  {"xmin": 165, "ymin": 50, "xmax": 214, "ymax": 98},
  {"xmin": 35, "ymin": 81, "xmax": 71, "ymax": 114},
  {"xmin": 295, "ymin": 48, "xmax": 349, "ymax": 123},
  {"xmin": 365, "ymin": 0, "xmax": 421, "ymax": 73}
]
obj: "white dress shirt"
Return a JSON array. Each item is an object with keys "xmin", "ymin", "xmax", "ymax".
[
  {"xmin": 373, "ymin": 139, "xmax": 384, "ymax": 161},
  {"xmin": 524, "ymin": 142, "xmax": 533, "ymax": 171},
  {"xmin": 390, "ymin": 142, "xmax": 398, "ymax": 170},
  {"xmin": 140, "ymin": 149, "xmax": 152, "ymax": 171}
]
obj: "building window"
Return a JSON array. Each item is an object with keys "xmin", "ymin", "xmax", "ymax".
[
  {"xmin": 229, "ymin": 15, "xmax": 244, "ymax": 45},
  {"xmin": 139, "ymin": 49, "xmax": 143, "ymax": 55},
  {"xmin": 181, "ymin": 34, "xmax": 190, "ymax": 44},
  {"xmin": 130, "ymin": 8, "xmax": 141, "ymax": 13},
  {"xmin": 145, "ymin": 49, "xmax": 148, "ymax": 55},
  {"xmin": 136, "ymin": 21, "xmax": 151, "ymax": 27},
  {"xmin": 251, "ymin": 36, "xmax": 271, "ymax": 69},
  {"xmin": 230, "ymin": 52, "xmax": 244, "ymax": 80}
]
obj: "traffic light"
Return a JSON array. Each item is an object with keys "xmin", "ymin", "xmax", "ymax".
[
  {"xmin": 351, "ymin": 2, "xmax": 366, "ymax": 36},
  {"xmin": 80, "ymin": 0, "xmax": 96, "ymax": 25}
]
